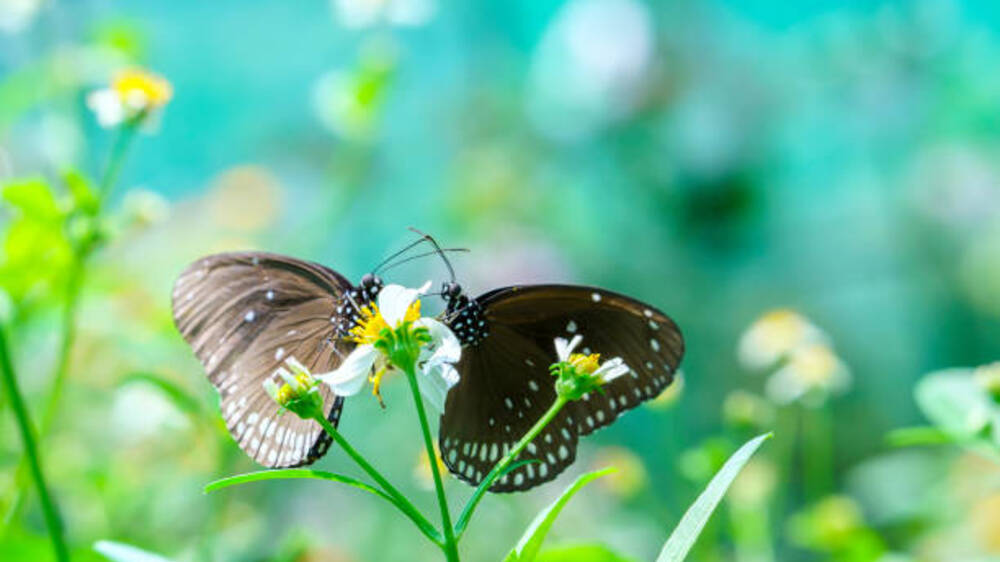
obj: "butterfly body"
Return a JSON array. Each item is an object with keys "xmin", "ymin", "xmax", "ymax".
[
  {"xmin": 172, "ymin": 252, "xmax": 384, "ymax": 468},
  {"xmin": 438, "ymin": 283, "xmax": 684, "ymax": 492}
]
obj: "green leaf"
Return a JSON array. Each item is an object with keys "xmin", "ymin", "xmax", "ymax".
[
  {"xmin": 206, "ymin": 468, "xmax": 443, "ymax": 543},
  {"xmin": 915, "ymin": 370, "xmax": 992, "ymax": 439},
  {"xmin": 205, "ymin": 468, "xmax": 388, "ymax": 498},
  {"xmin": 94, "ymin": 540, "xmax": 171, "ymax": 562},
  {"xmin": 504, "ymin": 467, "xmax": 615, "ymax": 562},
  {"xmin": 535, "ymin": 544, "xmax": 636, "ymax": 562},
  {"xmin": 656, "ymin": 433, "xmax": 772, "ymax": 562},
  {"xmin": 1, "ymin": 178, "xmax": 62, "ymax": 219},
  {"xmin": 885, "ymin": 426, "xmax": 956, "ymax": 447},
  {"xmin": 62, "ymin": 169, "xmax": 100, "ymax": 215}
]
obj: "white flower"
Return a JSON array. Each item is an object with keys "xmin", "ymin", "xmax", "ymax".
[
  {"xmin": 738, "ymin": 309, "xmax": 827, "ymax": 371},
  {"xmin": 554, "ymin": 335, "xmax": 630, "ymax": 386},
  {"xmin": 86, "ymin": 68, "xmax": 172, "ymax": 130},
  {"xmin": 315, "ymin": 282, "xmax": 461, "ymax": 410},
  {"xmin": 764, "ymin": 343, "xmax": 851, "ymax": 407}
]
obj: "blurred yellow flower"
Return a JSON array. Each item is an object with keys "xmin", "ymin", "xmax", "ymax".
[
  {"xmin": 971, "ymin": 492, "xmax": 1000, "ymax": 552},
  {"xmin": 207, "ymin": 166, "xmax": 283, "ymax": 231},
  {"xmin": 738, "ymin": 308, "xmax": 826, "ymax": 370},
  {"xmin": 722, "ymin": 389, "xmax": 775, "ymax": 429},
  {"xmin": 414, "ymin": 444, "xmax": 446, "ymax": 491},
  {"xmin": 646, "ymin": 370, "xmax": 684, "ymax": 410},
  {"xmin": 974, "ymin": 362, "xmax": 1000, "ymax": 400},
  {"xmin": 787, "ymin": 495, "xmax": 865, "ymax": 550},
  {"xmin": 591, "ymin": 446, "xmax": 647, "ymax": 499},
  {"xmin": 765, "ymin": 342, "xmax": 851, "ymax": 407},
  {"xmin": 87, "ymin": 67, "xmax": 173, "ymax": 129},
  {"xmin": 728, "ymin": 457, "xmax": 777, "ymax": 509}
]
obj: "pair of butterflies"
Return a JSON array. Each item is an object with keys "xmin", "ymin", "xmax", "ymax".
[{"xmin": 171, "ymin": 247, "xmax": 684, "ymax": 492}]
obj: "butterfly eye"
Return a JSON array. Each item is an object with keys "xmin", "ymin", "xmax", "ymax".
[
  {"xmin": 360, "ymin": 273, "xmax": 376, "ymax": 288},
  {"xmin": 442, "ymin": 281, "xmax": 460, "ymax": 299}
]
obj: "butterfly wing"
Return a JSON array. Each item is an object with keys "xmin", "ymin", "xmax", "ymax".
[
  {"xmin": 440, "ymin": 323, "xmax": 580, "ymax": 492},
  {"xmin": 440, "ymin": 285, "xmax": 684, "ymax": 492},
  {"xmin": 171, "ymin": 252, "xmax": 354, "ymax": 468},
  {"xmin": 481, "ymin": 285, "xmax": 683, "ymax": 437}
]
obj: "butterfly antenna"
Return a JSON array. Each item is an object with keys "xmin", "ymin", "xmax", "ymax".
[
  {"xmin": 379, "ymin": 248, "xmax": 469, "ymax": 275},
  {"xmin": 372, "ymin": 232, "xmax": 433, "ymax": 274},
  {"xmin": 407, "ymin": 227, "xmax": 457, "ymax": 283}
]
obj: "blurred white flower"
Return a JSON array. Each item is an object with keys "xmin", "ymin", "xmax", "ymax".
[
  {"xmin": 0, "ymin": 0, "xmax": 41, "ymax": 34},
  {"xmin": 331, "ymin": 0, "xmax": 435, "ymax": 28},
  {"xmin": 738, "ymin": 309, "xmax": 826, "ymax": 370},
  {"xmin": 527, "ymin": 0, "xmax": 653, "ymax": 141},
  {"xmin": 765, "ymin": 342, "xmax": 851, "ymax": 407},
  {"xmin": 86, "ymin": 67, "xmax": 172, "ymax": 130}
]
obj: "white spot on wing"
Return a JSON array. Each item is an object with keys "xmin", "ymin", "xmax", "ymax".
[
  {"xmin": 591, "ymin": 292, "xmax": 601, "ymax": 302},
  {"xmin": 566, "ymin": 320, "xmax": 577, "ymax": 333},
  {"xmin": 244, "ymin": 310, "xmax": 256, "ymax": 322}
]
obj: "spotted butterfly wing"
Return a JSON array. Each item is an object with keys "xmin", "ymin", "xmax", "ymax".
[
  {"xmin": 172, "ymin": 252, "xmax": 359, "ymax": 468},
  {"xmin": 439, "ymin": 285, "xmax": 683, "ymax": 492}
]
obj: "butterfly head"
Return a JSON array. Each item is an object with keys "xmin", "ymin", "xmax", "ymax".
[
  {"xmin": 359, "ymin": 273, "xmax": 384, "ymax": 300},
  {"xmin": 334, "ymin": 273, "xmax": 385, "ymax": 337},
  {"xmin": 442, "ymin": 282, "xmax": 488, "ymax": 346}
]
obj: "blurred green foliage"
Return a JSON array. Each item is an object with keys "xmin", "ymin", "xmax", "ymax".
[{"xmin": 1, "ymin": 0, "xmax": 1000, "ymax": 560}]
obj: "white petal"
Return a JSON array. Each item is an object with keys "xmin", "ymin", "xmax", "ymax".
[
  {"xmin": 316, "ymin": 345, "xmax": 377, "ymax": 396},
  {"xmin": 262, "ymin": 378, "xmax": 280, "ymax": 401},
  {"xmin": 418, "ymin": 363, "xmax": 460, "ymax": 412},
  {"xmin": 764, "ymin": 367, "xmax": 807, "ymax": 405},
  {"xmin": 86, "ymin": 89, "xmax": 124, "ymax": 128},
  {"xmin": 377, "ymin": 282, "xmax": 430, "ymax": 326},
  {"xmin": 596, "ymin": 357, "xmax": 629, "ymax": 383},
  {"xmin": 554, "ymin": 334, "xmax": 583, "ymax": 362},
  {"xmin": 416, "ymin": 317, "xmax": 461, "ymax": 367}
]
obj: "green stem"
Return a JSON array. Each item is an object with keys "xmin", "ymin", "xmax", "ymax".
[
  {"xmin": 313, "ymin": 415, "xmax": 441, "ymax": 545},
  {"xmin": 455, "ymin": 395, "xmax": 569, "ymax": 539},
  {"xmin": 804, "ymin": 404, "xmax": 833, "ymax": 501},
  {"xmin": 402, "ymin": 368, "xmax": 460, "ymax": 562},
  {"xmin": 0, "ymin": 326, "xmax": 69, "ymax": 562},
  {"xmin": 4, "ymin": 120, "xmax": 139, "ymax": 528},
  {"xmin": 98, "ymin": 118, "xmax": 140, "ymax": 201}
]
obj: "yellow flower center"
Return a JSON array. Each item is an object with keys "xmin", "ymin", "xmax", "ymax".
[
  {"xmin": 789, "ymin": 343, "xmax": 839, "ymax": 385},
  {"xmin": 347, "ymin": 299, "xmax": 422, "ymax": 344},
  {"xmin": 276, "ymin": 384, "xmax": 296, "ymax": 405},
  {"xmin": 569, "ymin": 352, "xmax": 601, "ymax": 375},
  {"xmin": 112, "ymin": 68, "xmax": 173, "ymax": 109}
]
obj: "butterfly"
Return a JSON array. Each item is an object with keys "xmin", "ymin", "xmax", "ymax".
[
  {"xmin": 437, "ymin": 282, "xmax": 684, "ymax": 492},
  {"xmin": 171, "ymin": 251, "xmax": 388, "ymax": 468}
]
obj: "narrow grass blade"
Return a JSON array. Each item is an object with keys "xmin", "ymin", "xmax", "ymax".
[
  {"xmin": 94, "ymin": 540, "xmax": 171, "ymax": 562},
  {"xmin": 504, "ymin": 467, "xmax": 615, "ymax": 562},
  {"xmin": 656, "ymin": 433, "xmax": 772, "ymax": 562},
  {"xmin": 205, "ymin": 468, "xmax": 387, "ymax": 497}
]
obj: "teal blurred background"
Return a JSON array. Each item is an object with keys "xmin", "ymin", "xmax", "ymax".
[{"xmin": 3, "ymin": 0, "xmax": 1000, "ymax": 560}]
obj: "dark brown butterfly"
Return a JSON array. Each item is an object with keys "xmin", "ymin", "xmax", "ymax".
[
  {"xmin": 171, "ymin": 252, "xmax": 386, "ymax": 467},
  {"xmin": 437, "ymin": 283, "xmax": 684, "ymax": 492}
]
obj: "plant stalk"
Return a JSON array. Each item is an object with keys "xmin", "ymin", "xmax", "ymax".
[
  {"xmin": 455, "ymin": 395, "xmax": 568, "ymax": 538},
  {"xmin": 402, "ymin": 368, "xmax": 460, "ymax": 562},
  {"xmin": 0, "ymin": 326, "xmax": 69, "ymax": 562},
  {"xmin": 313, "ymin": 414, "xmax": 441, "ymax": 545}
]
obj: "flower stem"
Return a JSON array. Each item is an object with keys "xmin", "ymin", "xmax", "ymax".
[
  {"xmin": 4, "ymin": 119, "xmax": 140, "ymax": 527},
  {"xmin": 402, "ymin": 368, "xmax": 460, "ymax": 562},
  {"xmin": 312, "ymin": 414, "xmax": 441, "ymax": 545},
  {"xmin": 98, "ymin": 117, "xmax": 140, "ymax": 201},
  {"xmin": 0, "ymin": 326, "xmax": 69, "ymax": 562},
  {"xmin": 454, "ymin": 395, "xmax": 569, "ymax": 539}
]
